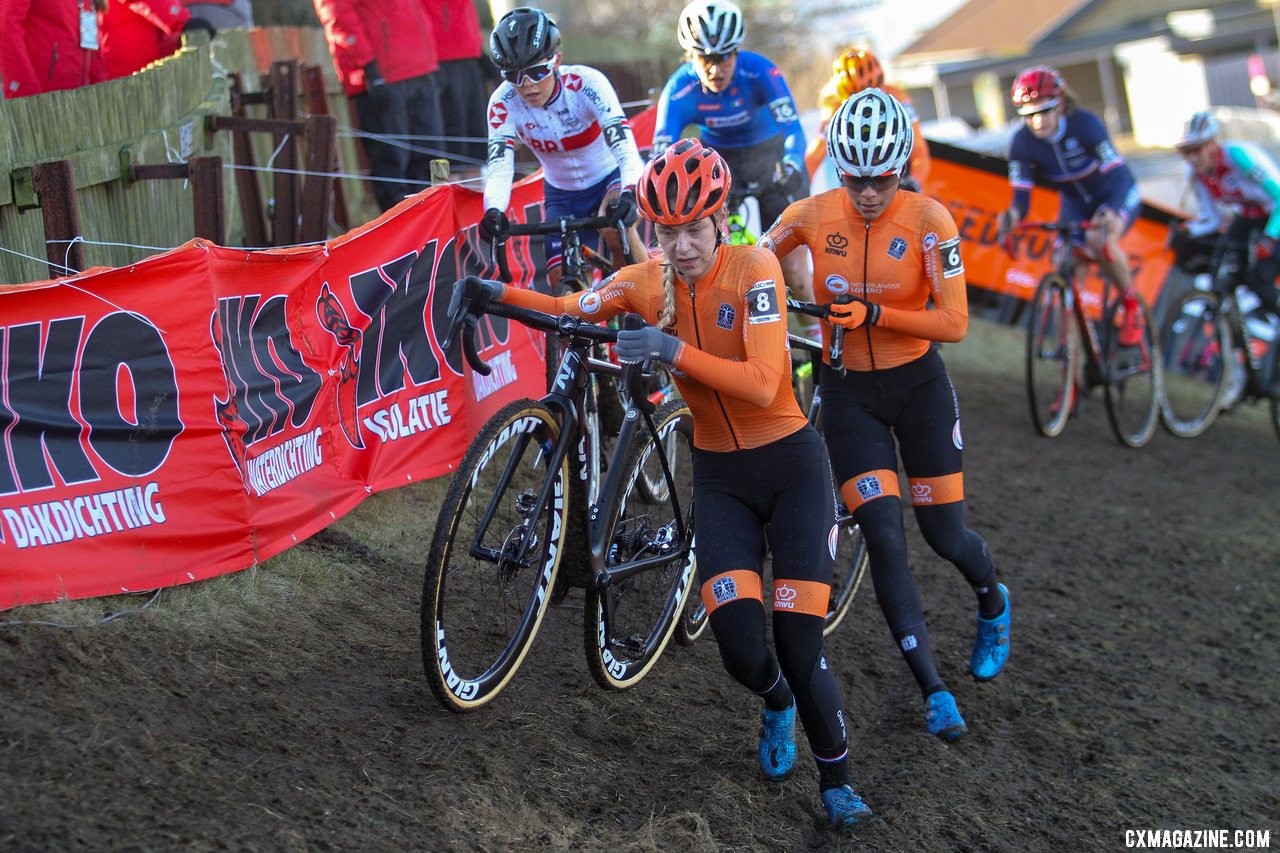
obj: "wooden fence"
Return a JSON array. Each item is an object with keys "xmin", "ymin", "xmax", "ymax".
[{"xmin": 0, "ymin": 27, "xmax": 374, "ymax": 286}]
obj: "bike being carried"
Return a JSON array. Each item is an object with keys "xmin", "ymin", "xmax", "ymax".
[
  {"xmin": 1158, "ymin": 110, "xmax": 1280, "ymax": 438},
  {"xmin": 997, "ymin": 64, "xmax": 1162, "ymax": 448},
  {"xmin": 425, "ymin": 278, "xmax": 697, "ymax": 712}
]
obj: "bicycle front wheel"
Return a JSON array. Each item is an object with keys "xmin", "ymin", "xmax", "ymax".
[
  {"xmin": 823, "ymin": 516, "xmax": 869, "ymax": 637},
  {"xmin": 1103, "ymin": 292, "xmax": 1162, "ymax": 448},
  {"xmin": 421, "ymin": 400, "xmax": 571, "ymax": 712},
  {"xmin": 1158, "ymin": 290, "xmax": 1229, "ymax": 438},
  {"xmin": 585, "ymin": 401, "xmax": 697, "ymax": 690},
  {"xmin": 1025, "ymin": 274, "xmax": 1079, "ymax": 437}
]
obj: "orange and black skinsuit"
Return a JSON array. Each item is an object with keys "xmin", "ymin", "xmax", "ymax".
[
  {"xmin": 500, "ymin": 243, "xmax": 853, "ymax": 781},
  {"xmin": 763, "ymin": 188, "xmax": 1002, "ymax": 700}
]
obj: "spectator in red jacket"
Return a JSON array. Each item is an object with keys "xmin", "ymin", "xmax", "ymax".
[
  {"xmin": 312, "ymin": 0, "xmax": 445, "ymax": 213},
  {"xmin": 100, "ymin": 1, "xmax": 191, "ymax": 79},
  {"xmin": 0, "ymin": 0, "xmax": 109, "ymax": 98},
  {"xmin": 425, "ymin": 0, "xmax": 487, "ymax": 180}
]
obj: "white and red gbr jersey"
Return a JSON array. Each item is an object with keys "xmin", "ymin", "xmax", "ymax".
[{"xmin": 483, "ymin": 64, "xmax": 643, "ymax": 212}]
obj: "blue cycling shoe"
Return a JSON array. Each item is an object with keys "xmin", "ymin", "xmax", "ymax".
[
  {"xmin": 822, "ymin": 784, "xmax": 873, "ymax": 828},
  {"xmin": 971, "ymin": 583, "xmax": 1011, "ymax": 681},
  {"xmin": 924, "ymin": 690, "xmax": 968, "ymax": 741},
  {"xmin": 758, "ymin": 701, "xmax": 797, "ymax": 781}
]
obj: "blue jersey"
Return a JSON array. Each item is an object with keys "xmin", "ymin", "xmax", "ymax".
[
  {"xmin": 1008, "ymin": 108, "xmax": 1138, "ymax": 223},
  {"xmin": 653, "ymin": 50, "xmax": 805, "ymax": 169}
]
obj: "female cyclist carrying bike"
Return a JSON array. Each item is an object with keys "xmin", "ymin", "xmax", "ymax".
[
  {"xmin": 761, "ymin": 89, "xmax": 1011, "ymax": 741},
  {"xmin": 455, "ymin": 138, "xmax": 872, "ymax": 829}
]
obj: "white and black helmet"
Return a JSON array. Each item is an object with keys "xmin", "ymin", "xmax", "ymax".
[
  {"xmin": 677, "ymin": 0, "xmax": 745, "ymax": 56},
  {"xmin": 1177, "ymin": 110, "xmax": 1219, "ymax": 150},
  {"xmin": 826, "ymin": 88, "xmax": 914, "ymax": 177}
]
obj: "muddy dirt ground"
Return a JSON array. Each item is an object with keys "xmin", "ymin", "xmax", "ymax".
[{"xmin": 2, "ymin": 318, "xmax": 1277, "ymax": 852}]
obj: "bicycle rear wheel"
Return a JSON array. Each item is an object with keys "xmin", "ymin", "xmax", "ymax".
[
  {"xmin": 1158, "ymin": 290, "xmax": 1229, "ymax": 438},
  {"xmin": 421, "ymin": 400, "xmax": 571, "ymax": 712},
  {"xmin": 1025, "ymin": 274, "xmax": 1079, "ymax": 437},
  {"xmin": 823, "ymin": 515, "xmax": 869, "ymax": 637},
  {"xmin": 1103, "ymin": 292, "xmax": 1162, "ymax": 448},
  {"xmin": 585, "ymin": 401, "xmax": 697, "ymax": 690}
]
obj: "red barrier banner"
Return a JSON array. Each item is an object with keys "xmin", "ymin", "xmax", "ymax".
[{"xmin": 0, "ymin": 181, "xmax": 554, "ymax": 609}]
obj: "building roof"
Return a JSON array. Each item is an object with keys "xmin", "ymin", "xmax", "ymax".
[{"xmin": 895, "ymin": 0, "xmax": 1093, "ymax": 63}]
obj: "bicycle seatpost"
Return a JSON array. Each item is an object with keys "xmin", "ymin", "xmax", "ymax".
[{"xmin": 829, "ymin": 295, "xmax": 852, "ymax": 378}]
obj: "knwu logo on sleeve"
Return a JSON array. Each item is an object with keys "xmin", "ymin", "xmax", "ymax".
[{"xmin": 716, "ymin": 303, "xmax": 735, "ymax": 329}]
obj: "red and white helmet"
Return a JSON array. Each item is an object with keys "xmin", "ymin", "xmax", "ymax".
[{"xmin": 1011, "ymin": 65, "xmax": 1064, "ymax": 115}]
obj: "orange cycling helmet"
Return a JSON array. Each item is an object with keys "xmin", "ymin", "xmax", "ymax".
[
  {"xmin": 637, "ymin": 138, "xmax": 732, "ymax": 225},
  {"xmin": 1011, "ymin": 65, "xmax": 1064, "ymax": 115},
  {"xmin": 832, "ymin": 47, "xmax": 884, "ymax": 101}
]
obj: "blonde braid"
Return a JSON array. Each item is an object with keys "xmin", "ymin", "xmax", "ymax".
[{"xmin": 658, "ymin": 261, "xmax": 678, "ymax": 331}]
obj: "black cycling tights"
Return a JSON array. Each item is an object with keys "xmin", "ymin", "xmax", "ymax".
[
  {"xmin": 693, "ymin": 427, "xmax": 848, "ymax": 763},
  {"xmin": 855, "ymin": 495, "xmax": 996, "ymax": 697}
]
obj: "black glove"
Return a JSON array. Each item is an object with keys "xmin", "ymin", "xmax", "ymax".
[
  {"xmin": 777, "ymin": 160, "xmax": 804, "ymax": 199},
  {"xmin": 182, "ymin": 18, "xmax": 217, "ymax": 40},
  {"xmin": 479, "ymin": 207, "xmax": 510, "ymax": 242},
  {"xmin": 606, "ymin": 189, "xmax": 639, "ymax": 227}
]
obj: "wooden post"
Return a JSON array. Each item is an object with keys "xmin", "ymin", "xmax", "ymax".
[
  {"xmin": 189, "ymin": 156, "xmax": 226, "ymax": 245},
  {"xmin": 31, "ymin": 160, "xmax": 84, "ymax": 278},
  {"xmin": 298, "ymin": 115, "xmax": 336, "ymax": 244},
  {"xmin": 430, "ymin": 159, "xmax": 451, "ymax": 186},
  {"xmin": 228, "ymin": 73, "xmax": 268, "ymax": 247},
  {"xmin": 269, "ymin": 60, "xmax": 299, "ymax": 246},
  {"xmin": 301, "ymin": 64, "xmax": 350, "ymax": 231}
]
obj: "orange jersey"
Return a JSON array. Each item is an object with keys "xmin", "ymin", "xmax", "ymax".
[
  {"xmin": 806, "ymin": 83, "xmax": 931, "ymax": 188},
  {"xmin": 499, "ymin": 245, "xmax": 808, "ymax": 452},
  {"xmin": 764, "ymin": 188, "xmax": 969, "ymax": 371}
]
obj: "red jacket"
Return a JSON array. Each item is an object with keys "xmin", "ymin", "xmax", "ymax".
[
  {"xmin": 0, "ymin": 0, "xmax": 108, "ymax": 98},
  {"xmin": 423, "ymin": 0, "xmax": 482, "ymax": 62},
  {"xmin": 313, "ymin": 0, "xmax": 439, "ymax": 96},
  {"xmin": 100, "ymin": 0, "xmax": 190, "ymax": 79}
]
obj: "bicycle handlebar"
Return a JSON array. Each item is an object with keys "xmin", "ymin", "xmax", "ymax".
[
  {"xmin": 490, "ymin": 213, "xmax": 634, "ymax": 284},
  {"xmin": 784, "ymin": 297, "xmax": 848, "ymax": 377},
  {"xmin": 443, "ymin": 276, "xmax": 619, "ymax": 377},
  {"xmin": 1001, "ymin": 219, "xmax": 1095, "ymax": 259}
]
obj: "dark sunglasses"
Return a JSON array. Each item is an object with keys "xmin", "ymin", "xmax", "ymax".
[
  {"xmin": 841, "ymin": 173, "xmax": 899, "ymax": 193},
  {"xmin": 693, "ymin": 51, "xmax": 735, "ymax": 66},
  {"xmin": 502, "ymin": 61, "xmax": 556, "ymax": 86},
  {"xmin": 1178, "ymin": 142, "xmax": 1208, "ymax": 157}
]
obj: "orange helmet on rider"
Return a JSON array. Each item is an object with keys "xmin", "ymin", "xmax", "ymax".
[
  {"xmin": 1011, "ymin": 65, "xmax": 1064, "ymax": 115},
  {"xmin": 832, "ymin": 47, "xmax": 884, "ymax": 101},
  {"xmin": 637, "ymin": 138, "xmax": 732, "ymax": 225}
]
